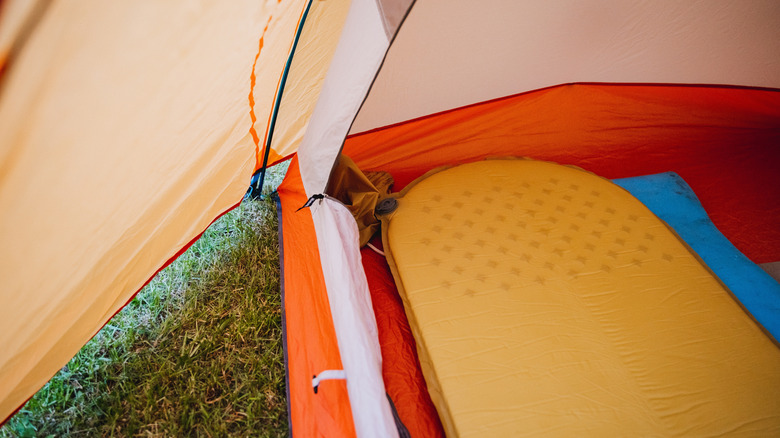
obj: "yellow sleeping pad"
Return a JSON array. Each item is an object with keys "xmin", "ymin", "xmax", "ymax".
[{"xmin": 379, "ymin": 159, "xmax": 780, "ymax": 437}]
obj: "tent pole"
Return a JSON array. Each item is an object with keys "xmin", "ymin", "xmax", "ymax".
[{"xmin": 248, "ymin": 0, "xmax": 314, "ymax": 199}]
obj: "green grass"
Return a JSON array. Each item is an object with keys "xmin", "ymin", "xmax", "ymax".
[{"xmin": 1, "ymin": 165, "xmax": 289, "ymax": 437}]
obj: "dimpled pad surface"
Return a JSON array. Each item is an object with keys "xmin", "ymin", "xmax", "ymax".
[{"xmin": 385, "ymin": 159, "xmax": 780, "ymax": 437}]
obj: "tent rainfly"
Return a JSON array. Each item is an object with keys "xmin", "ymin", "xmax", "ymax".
[{"xmin": 1, "ymin": 0, "xmax": 780, "ymax": 436}]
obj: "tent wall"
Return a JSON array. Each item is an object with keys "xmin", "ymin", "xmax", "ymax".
[
  {"xmin": 276, "ymin": 158, "xmax": 358, "ymax": 437},
  {"xmin": 352, "ymin": 0, "xmax": 780, "ymax": 133},
  {"xmin": 252, "ymin": 0, "xmax": 352, "ymax": 169},
  {"xmin": 309, "ymin": 195, "xmax": 397, "ymax": 436},
  {"xmin": 344, "ymin": 83, "xmax": 780, "ymax": 263},
  {"xmin": 0, "ymin": 0, "xmax": 47, "ymax": 73},
  {"xmin": 0, "ymin": 0, "xmax": 330, "ymax": 423},
  {"xmin": 297, "ymin": 0, "xmax": 413, "ymax": 197}
]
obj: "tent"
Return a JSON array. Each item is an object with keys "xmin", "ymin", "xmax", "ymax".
[{"xmin": 1, "ymin": 0, "xmax": 779, "ymax": 435}]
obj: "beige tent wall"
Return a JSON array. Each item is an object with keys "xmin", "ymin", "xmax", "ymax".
[
  {"xmin": 0, "ymin": 0, "xmax": 311, "ymax": 422},
  {"xmin": 352, "ymin": 0, "xmax": 780, "ymax": 133},
  {"xmin": 0, "ymin": 0, "xmax": 46, "ymax": 71},
  {"xmin": 297, "ymin": 0, "xmax": 414, "ymax": 196},
  {"xmin": 265, "ymin": 0, "xmax": 352, "ymax": 164}
]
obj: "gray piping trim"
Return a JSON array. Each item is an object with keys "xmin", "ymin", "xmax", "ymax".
[{"xmin": 273, "ymin": 192, "xmax": 294, "ymax": 436}]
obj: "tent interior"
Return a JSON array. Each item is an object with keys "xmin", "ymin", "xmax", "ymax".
[
  {"xmin": 282, "ymin": 83, "xmax": 780, "ymax": 436},
  {"xmin": 2, "ymin": 0, "xmax": 780, "ymax": 436},
  {"xmin": 277, "ymin": 1, "xmax": 780, "ymax": 436}
]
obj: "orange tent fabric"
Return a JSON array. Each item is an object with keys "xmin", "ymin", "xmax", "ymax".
[
  {"xmin": 276, "ymin": 156, "xmax": 357, "ymax": 437},
  {"xmin": 361, "ymin": 238, "xmax": 445, "ymax": 438},
  {"xmin": 344, "ymin": 83, "xmax": 780, "ymax": 263}
]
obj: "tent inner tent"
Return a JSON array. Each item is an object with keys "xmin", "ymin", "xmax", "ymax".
[{"xmin": 1, "ymin": 0, "xmax": 780, "ymax": 436}]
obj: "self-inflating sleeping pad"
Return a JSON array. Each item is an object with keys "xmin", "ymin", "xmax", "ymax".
[{"xmin": 378, "ymin": 159, "xmax": 780, "ymax": 437}]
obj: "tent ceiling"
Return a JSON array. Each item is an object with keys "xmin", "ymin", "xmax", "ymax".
[{"xmin": 352, "ymin": 0, "xmax": 780, "ymax": 133}]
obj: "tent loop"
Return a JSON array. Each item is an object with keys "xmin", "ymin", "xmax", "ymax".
[{"xmin": 312, "ymin": 369, "xmax": 346, "ymax": 394}]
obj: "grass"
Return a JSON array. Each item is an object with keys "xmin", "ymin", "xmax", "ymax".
[{"xmin": 1, "ymin": 164, "xmax": 289, "ymax": 437}]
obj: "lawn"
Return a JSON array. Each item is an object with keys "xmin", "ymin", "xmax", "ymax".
[{"xmin": 1, "ymin": 165, "xmax": 289, "ymax": 437}]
